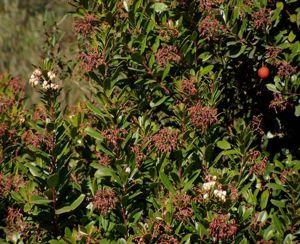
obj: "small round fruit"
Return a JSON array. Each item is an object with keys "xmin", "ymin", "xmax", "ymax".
[{"xmin": 258, "ymin": 66, "xmax": 270, "ymax": 79}]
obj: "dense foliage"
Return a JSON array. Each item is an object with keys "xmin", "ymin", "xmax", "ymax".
[{"xmin": 0, "ymin": 0, "xmax": 300, "ymax": 243}]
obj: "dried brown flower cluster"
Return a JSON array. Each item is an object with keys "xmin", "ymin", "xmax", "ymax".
[
  {"xmin": 276, "ymin": 61, "xmax": 297, "ymax": 78},
  {"xmin": 102, "ymin": 128, "xmax": 127, "ymax": 151},
  {"xmin": 0, "ymin": 122, "xmax": 8, "ymax": 137},
  {"xmin": 266, "ymin": 46, "xmax": 282, "ymax": 61},
  {"xmin": 158, "ymin": 234, "xmax": 179, "ymax": 244},
  {"xmin": 131, "ymin": 145, "xmax": 146, "ymax": 167},
  {"xmin": 182, "ymin": 79, "xmax": 197, "ymax": 96},
  {"xmin": 74, "ymin": 14, "xmax": 98, "ymax": 36},
  {"xmin": 159, "ymin": 28, "xmax": 179, "ymax": 41},
  {"xmin": 92, "ymin": 189, "xmax": 118, "ymax": 215},
  {"xmin": 8, "ymin": 77, "xmax": 25, "ymax": 95},
  {"xmin": 152, "ymin": 128, "xmax": 179, "ymax": 154},
  {"xmin": 95, "ymin": 151, "xmax": 110, "ymax": 166},
  {"xmin": 228, "ymin": 182, "xmax": 239, "ymax": 201},
  {"xmin": 21, "ymin": 130, "xmax": 55, "ymax": 152},
  {"xmin": 209, "ymin": 214, "xmax": 238, "ymax": 241},
  {"xmin": 198, "ymin": 15, "xmax": 226, "ymax": 40},
  {"xmin": 159, "ymin": 20, "xmax": 179, "ymax": 41},
  {"xmin": 79, "ymin": 48, "xmax": 105, "ymax": 72},
  {"xmin": 199, "ymin": 0, "xmax": 224, "ymax": 12},
  {"xmin": 155, "ymin": 46, "xmax": 181, "ymax": 67},
  {"xmin": 188, "ymin": 103, "xmax": 218, "ymax": 132},
  {"xmin": 149, "ymin": 220, "xmax": 178, "ymax": 244},
  {"xmin": 0, "ymin": 174, "xmax": 25, "ymax": 197},
  {"xmin": 251, "ymin": 8, "xmax": 272, "ymax": 29},
  {"xmin": 269, "ymin": 93, "xmax": 289, "ymax": 112},
  {"xmin": 33, "ymin": 106, "xmax": 47, "ymax": 121},
  {"xmin": 251, "ymin": 115, "xmax": 264, "ymax": 135},
  {"xmin": 173, "ymin": 193, "xmax": 193, "ymax": 222},
  {"xmin": 248, "ymin": 150, "xmax": 261, "ymax": 163},
  {"xmin": 5, "ymin": 208, "xmax": 30, "ymax": 240},
  {"xmin": 0, "ymin": 96, "xmax": 14, "ymax": 113},
  {"xmin": 249, "ymin": 156, "xmax": 268, "ymax": 176}
]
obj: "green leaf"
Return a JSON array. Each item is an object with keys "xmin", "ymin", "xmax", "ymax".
[
  {"xmin": 266, "ymin": 84, "xmax": 278, "ymax": 92},
  {"xmin": 94, "ymin": 166, "xmax": 115, "ymax": 178},
  {"xmin": 288, "ymin": 31, "xmax": 296, "ymax": 42},
  {"xmin": 87, "ymin": 102, "xmax": 104, "ymax": 118},
  {"xmin": 267, "ymin": 183, "xmax": 285, "ymax": 191},
  {"xmin": 230, "ymin": 45, "xmax": 246, "ymax": 58},
  {"xmin": 150, "ymin": 96, "xmax": 169, "ymax": 108},
  {"xmin": 271, "ymin": 199, "xmax": 285, "ymax": 208},
  {"xmin": 283, "ymin": 234, "xmax": 296, "ymax": 244},
  {"xmin": 25, "ymin": 163, "xmax": 42, "ymax": 177},
  {"xmin": 295, "ymin": 105, "xmax": 300, "ymax": 117},
  {"xmin": 151, "ymin": 3, "xmax": 168, "ymax": 13},
  {"xmin": 30, "ymin": 195, "xmax": 52, "ymax": 205},
  {"xmin": 263, "ymin": 227, "xmax": 274, "ymax": 241},
  {"xmin": 85, "ymin": 127, "xmax": 103, "ymax": 141},
  {"xmin": 200, "ymin": 65, "xmax": 214, "ymax": 76},
  {"xmin": 48, "ymin": 173, "xmax": 59, "ymax": 188},
  {"xmin": 183, "ymin": 171, "xmax": 200, "ymax": 192},
  {"xmin": 216, "ymin": 140, "xmax": 231, "ymax": 150},
  {"xmin": 55, "ymin": 194, "xmax": 85, "ymax": 215},
  {"xmin": 159, "ymin": 171, "xmax": 175, "ymax": 194},
  {"xmin": 260, "ymin": 190, "xmax": 269, "ymax": 209}
]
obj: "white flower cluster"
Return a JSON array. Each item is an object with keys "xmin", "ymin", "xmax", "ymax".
[
  {"xmin": 202, "ymin": 176, "xmax": 217, "ymax": 191},
  {"xmin": 202, "ymin": 176, "xmax": 227, "ymax": 202},
  {"xmin": 29, "ymin": 69, "xmax": 59, "ymax": 90},
  {"xmin": 213, "ymin": 189, "xmax": 227, "ymax": 202},
  {"xmin": 29, "ymin": 69, "xmax": 42, "ymax": 87}
]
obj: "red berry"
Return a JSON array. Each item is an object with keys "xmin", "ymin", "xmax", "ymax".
[{"xmin": 258, "ymin": 66, "xmax": 270, "ymax": 79}]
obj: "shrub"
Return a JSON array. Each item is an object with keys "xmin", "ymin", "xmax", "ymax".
[{"xmin": 0, "ymin": 0, "xmax": 299, "ymax": 243}]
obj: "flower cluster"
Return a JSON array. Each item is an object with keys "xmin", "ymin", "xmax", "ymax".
[
  {"xmin": 248, "ymin": 150, "xmax": 261, "ymax": 163},
  {"xmin": 249, "ymin": 156, "xmax": 268, "ymax": 176},
  {"xmin": 131, "ymin": 145, "xmax": 146, "ymax": 167},
  {"xmin": 251, "ymin": 115, "xmax": 264, "ymax": 135},
  {"xmin": 266, "ymin": 46, "xmax": 282, "ymax": 61},
  {"xmin": 0, "ymin": 174, "xmax": 25, "ymax": 197},
  {"xmin": 79, "ymin": 48, "xmax": 104, "ymax": 72},
  {"xmin": 29, "ymin": 69, "xmax": 59, "ymax": 90},
  {"xmin": 0, "ymin": 122, "xmax": 8, "ymax": 137},
  {"xmin": 95, "ymin": 151, "xmax": 110, "ymax": 166},
  {"xmin": 181, "ymin": 79, "xmax": 197, "ymax": 96},
  {"xmin": 8, "ymin": 76, "xmax": 25, "ymax": 95},
  {"xmin": 159, "ymin": 20, "xmax": 179, "ymax": 41},
  {"xmin": 213, "ymin": 189, "xmax": 227, "ymax": 202},
  {"xmin": 173, "ymin": 193, "xmax": 193, "ymax": 222},
  {"xmin": 102, "ymin": 128, "xmax": 127, "ymax": 151},
  {"xmin": 198, "ymin": 15, "xmax": 226, "ymax": 40},
  {"xmin": 276, "ymin": 61, "xmax": 297, "ymax": 78},
  {"xmin": 199, "ymin": 0, "xmax": 224, "ymax": 12},
  {"xmin": 5, "ymin": 208, "xmax": 28, "ymax": 238},
  {"xmin": 33, "ymin": 106, "xmax": 47, "ymax": 121},
  {"xmin": 251, "ymin": 8, "xmax": 272, "ymax": 29},
  {"xmin": 209, "ymin": 214, "xmax": 238, "ymax": 241},
  {"xmin": 228, "ymin": 182, "xmax": 239, "ymax": 201},
  {"xmin": 152, "ymin": 128, "xmax": 179, "ymax": 154},
  {"xmin": 200, "ymin": 176, "xmax": 229, "ymax": 202},
  {"xmin": 269, "ymin": 93, "xmax": 289, "ymax": 112},
  {"xmin": 158, "ymin": 234, "xmax": 179, "ymax": 244},
  {"xmin": 92, "ymin": 189, "xmax": 118, "ymax": 215},
  {"xmin": 202, "ymin": 175, "xmax": 217, "ymax": 191},
  {"xmin": 149, "ymin": 220, "xmax": 178, "ymax": 244},
  {"xmin": 74, "ymin": 14, "xmax": 98, "ymax": 37},
  {"xmin": 188, "ymin": 103, "xmax": 218, "ymax": 132},
  {"xmin": 0, "ymin": 95, "xmax": 14, "ymax": 114},
  {"xmin": 155, "ymin": 45, "xmax": 181, "ymax": 67},
  {"xmin": 21, "ymin": 130, "xmax": 55, "ymax": 152}
]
